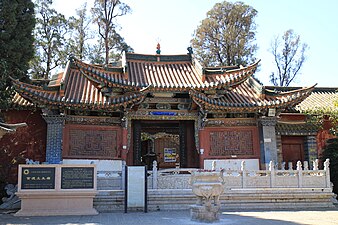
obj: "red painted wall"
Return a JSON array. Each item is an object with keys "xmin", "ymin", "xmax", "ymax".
[
  {"xmin": 63, "ymin": 124, "xmax": 123, "ymax": 159},
  {"xmin": 199, "ymin": 126, "xmax": 260, "ymax": 168},
  {"xmin": 280, "ymin": 114, "xmax": 335, "ymax": 159},
  {"xmin": 0, "ymin": 110, "xmax": 46, "ymax": 184}
]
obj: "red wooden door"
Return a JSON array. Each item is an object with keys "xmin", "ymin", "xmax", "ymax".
[{"xmin": 282, "ymin": 136, "xmax": 304, "ymax": 169}]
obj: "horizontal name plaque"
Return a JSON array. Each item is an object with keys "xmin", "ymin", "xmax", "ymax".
[
  {"xmin": 21, "ymin": 167, "xmax": 55, "ymax": 189},
  {"xmin": 150, "ymin": 111, "xmax": 177, "ymax": 116}
]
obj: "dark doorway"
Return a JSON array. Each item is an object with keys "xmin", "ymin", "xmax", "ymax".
[{"xmin": 132, "ymin": 120, "xmax": 198, "ymax": 169}]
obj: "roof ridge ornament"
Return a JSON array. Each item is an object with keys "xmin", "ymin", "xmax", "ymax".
[
  {"xmin": 187, "ymin": 47, "xmax": 193, "ymax": 55},
  {"xmin": 156, "ymin": 43, "xmax": 161, "ymax": 55}
]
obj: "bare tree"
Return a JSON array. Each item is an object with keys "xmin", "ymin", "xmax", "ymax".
[
  {"xmin": 91, "ymin": 0, "xmax": 131, "ymax": 65},
  {"xmin": 270, "ymin": 29, "xmax": 308, "ymax": 86}
]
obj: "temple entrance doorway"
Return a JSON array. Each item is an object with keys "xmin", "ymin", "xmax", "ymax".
[{"xmin": 132, "ymin": 120, "xmax": 198, "ymax": 169}]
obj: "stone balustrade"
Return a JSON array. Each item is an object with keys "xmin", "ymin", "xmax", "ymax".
[
  {"xmin": 149, "ymin": 159, "xmax": 331, "ymax": 190},
  {"xmin": 93, "ymin": 159, "xmax": 334, "ymax": 211}
]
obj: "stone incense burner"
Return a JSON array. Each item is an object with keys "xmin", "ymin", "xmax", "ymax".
[{"xmin": 190, "ymin": 169, "xmax": 225, "ymax": 222}]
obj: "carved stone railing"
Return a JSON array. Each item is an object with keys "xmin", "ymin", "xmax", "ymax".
[
  {"xmin": 149, "ymin": 159, "xmax": 331, "ymax": 190},
  {"xmin": 150, "ymin": 167, "xmax": 193, "ymax": 189},
  {"xmin": 97, "ymin": 170, "xmax": 123, "ymax": 190},
  {"xmin": 93, "ymin": 159, "xmax": 331, "ymax": 190}
]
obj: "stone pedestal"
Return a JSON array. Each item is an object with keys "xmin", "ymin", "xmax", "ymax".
[
  {"xmin": 15, "ymin": 191, "xmax": 98, "ymax": 216},
  {"xmin": 190, "ymin": 170, "xmax": 225, "ymax": 223},
  {"xmin": 15, "ymin": 164, "xmax": 98, "ymax": 216},
  {"xmin": 191, "ymin": 205, "xmax": 220, "ymax": 222}
]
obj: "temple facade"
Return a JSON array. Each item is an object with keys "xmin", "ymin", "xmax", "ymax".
[{"xmin": 8, "ymin": 50, "xmax": 325, "ymax": 171}]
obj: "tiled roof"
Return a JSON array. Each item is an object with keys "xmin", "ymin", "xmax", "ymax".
[
  {"xmin": 276, "ymin": 121, "xmax": 318, "ymax": 135},
  {"xmin": 265, "ymin": 86, "xmax": 338, "ymax": 112},
  {"xmin": 190, "ymin": 78, "xmax": 315, "ymax": 112},
  {"xmin": 71, "ymin": 53, "xmax": 260, "ymax": 91},
  {"xmin": 296, "ymin": 87, "xmax": 338, "ymax": 111},
  {"xmin": 48, "ymin": 72, "xmax": 63, "ymax": 87},
  {"xmin": 126, "ymin": 57, "xmax": 204, "ymax": 89},
  {"xmin": 11, "ymin": 92, "xmax": 34, "ymax": 108},
  {"xmin": 71, "ymin": 58, "xmax": 132, "ymax": 91},
  {"xmin": 11, "ymin": 52, "xmax": 315, "ymax": 112},
  {"xmin": 11, "ymin": 70, "xmax": 145, "ymax": 110}
]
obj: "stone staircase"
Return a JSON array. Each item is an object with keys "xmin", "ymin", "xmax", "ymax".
[
  {"xmin": 94, "ymin": 188, "xmax": 334, "ymax": 212},
  {"xmin": 94, "ymin": 172, "xmax": 335, "ymax": 212},
  {"xmin": 94, "ymin": 190, "xmax": 124, "ymax": 212},
  {"xmin": 93, "ymin": 188, "xmax": 335, "ymax": 212}
]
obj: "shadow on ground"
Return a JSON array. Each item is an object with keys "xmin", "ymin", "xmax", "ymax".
[{"xmin": 1, "ymin": 209, "xmax": 338, "ymax": 225}]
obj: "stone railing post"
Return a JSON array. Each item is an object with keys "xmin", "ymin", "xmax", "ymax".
[
  {"xmin": 303, "ymin": 161, "xmax": 309, "ymax": 170},
  {"xmin": 269, "ymin": 161, "xmax": 275, "ymax": 187},
  {"xmin": 281, "ymin": 162, "xmax": 286, "ymax": 170},
  {"xmin": 313, "ymin": 159, "xmax": 319, "ymax": 170},
  {"xmin": 43, "ymin": 115, "xmax": 65, "ymax": 164},
  {"xmin": 211, "ymin": 160, "xmax": 216, "ymax": 171},
  {"xmin": 241, "ymin": 161, "xmax": 246, "ymax": 188},
  {"xmin": 288, "ymin": 162, "xmax": 293, "ymax": 170},
  {"xmin": 324, "ymin": 158, "xmax": 331, "ymax": 188},
  {"xmin": 297, "ymin": 161, "xmax": 303, "ymax": 187},
  {"xmin": 152, "ymin": 161, "xmax": 158, "ymax": 189}
]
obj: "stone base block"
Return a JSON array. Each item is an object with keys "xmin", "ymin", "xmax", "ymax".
[
  {"xmin": 190, "ymin": 205, "xmax": 220, "ymax": 223},
  {"xmin": 15, "ymin": 191, "xmax": 98, "ymax": 217}
]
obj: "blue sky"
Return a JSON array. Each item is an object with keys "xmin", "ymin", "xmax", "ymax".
[{"xmin": 54, "ymin": 0, "xmax": 338, "ymax": 87}]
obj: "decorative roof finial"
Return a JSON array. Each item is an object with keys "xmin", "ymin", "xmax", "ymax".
[
  {"xmin": 187, "ymin": 46, "xmax": 193, "ymax": 55},
  {"xmin": 156, "ymin": 43, "xmax": 161, "ymax": 55}
]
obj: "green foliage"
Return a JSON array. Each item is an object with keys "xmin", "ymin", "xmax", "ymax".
[
  {"xmin": 88, "ymin": 40, "xmax": 106, "ymax": 64},
  {"xmin": 91, "ymin": 0, "xmax": 132, "ymax": 65},
  {"xmin": 0, "ymin": 0, "xmax": 35, "ymax": 110},
  {"xmin": 321, "ymin": 138, "xmax": 338, "ymax": 196},
  {"xmin": 191, "ymin": 1, "xmax": 258, "ymax": 67},
  {"xmin": 0, "ymin": 61, "xmax": 15, "ymax": 111},
  {"xmin": 30, "ymin": 0, "xmax": 69, "ymax": 79},
  {"xmin": 270, "ymin": 29, "xmax": 308, "ymax": 86},
  {"xmin": 304, "ymin": 104, "xmax": 338, "ymax": 136},
  {"xmin": 67, "ymin": 3, "xmax": 93, "ymax": 61}
]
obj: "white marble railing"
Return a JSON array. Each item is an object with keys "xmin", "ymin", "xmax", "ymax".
[{"xmin": 149, "ymin": 159, "xmax": 331, "ymax": 189}]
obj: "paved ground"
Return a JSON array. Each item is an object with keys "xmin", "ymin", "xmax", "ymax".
[{"xmin": 1, "ymin": 208, "xmax": 338, "ymax": 225}]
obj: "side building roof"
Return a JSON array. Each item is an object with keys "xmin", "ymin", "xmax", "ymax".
[{"xmin": 265, "ymin": 86, "xmax": 338, "ymax": 112}]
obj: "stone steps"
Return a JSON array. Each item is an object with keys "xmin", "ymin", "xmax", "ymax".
[
  {"xmin": 93, "ymin": 190, "xmax": 124, "ymax": 212},
  {"xmin": 93, "ymin": 188, "xmax": 335, "ymax": 212}
]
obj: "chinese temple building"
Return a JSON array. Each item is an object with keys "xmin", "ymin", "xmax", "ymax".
[
  {"xmin": 267, "ymin": 86, "xmax": 338, "ymax": 168},
  {"xmin": 8, "ymin": 50, "xmax": 321, "ymax": 170}
]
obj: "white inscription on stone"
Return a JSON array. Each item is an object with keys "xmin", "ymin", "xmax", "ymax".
[{"xmin": 264, "ymin": 138, "xmax": 272, "ymax": 143}]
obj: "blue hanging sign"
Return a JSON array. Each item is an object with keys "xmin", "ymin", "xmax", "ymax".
[{"xmin": 150, "ymin": 111, "xmax": 177, "ymax": 116}]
